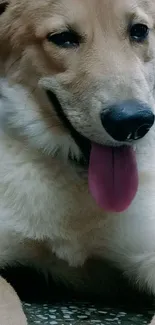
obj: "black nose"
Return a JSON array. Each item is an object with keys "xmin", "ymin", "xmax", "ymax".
[{"xmin": 101, "ymin": 100, "xmax": 155, "ymax": 142}]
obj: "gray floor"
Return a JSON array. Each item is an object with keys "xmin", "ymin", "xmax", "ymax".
[{"xmin": 23, "ymin": 302, "xmax": 154, "ymax": 325}]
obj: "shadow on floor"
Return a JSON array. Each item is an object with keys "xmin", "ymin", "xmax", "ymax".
[{"xmin": 0, "ymin": 265, "xmax": 154, "ymax": 310}]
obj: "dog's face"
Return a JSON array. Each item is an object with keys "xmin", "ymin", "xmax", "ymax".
[{"xmin": 0, "ymin": 0, "xmax": 155, "ymax": 212}]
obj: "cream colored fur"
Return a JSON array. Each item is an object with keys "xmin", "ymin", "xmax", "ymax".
[
  {"xmin": 0, "ymin": 0, "xmax": 155, "ymax": 303},
  {"xmin": 0, "ymin": 276, "xmax": 27, "ymax": 324}
]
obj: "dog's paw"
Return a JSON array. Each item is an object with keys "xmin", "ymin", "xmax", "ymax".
[{"xmin": 0, "ymin": 276, "xmax": 28, "ymax": 325}]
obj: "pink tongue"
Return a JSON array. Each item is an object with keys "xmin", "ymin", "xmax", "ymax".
[{"xmin": 89, "ymin": 144, "xmax": 138, "ymax": 212}]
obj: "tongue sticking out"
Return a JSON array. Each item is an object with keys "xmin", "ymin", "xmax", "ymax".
[{"xmin": 88, "ymin": 144, "xmax": 138, "ymax": 212}]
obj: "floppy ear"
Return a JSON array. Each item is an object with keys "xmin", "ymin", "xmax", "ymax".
[{"xmin": 0, "ymin": 0, "xmax": 9, "ymax": 15}]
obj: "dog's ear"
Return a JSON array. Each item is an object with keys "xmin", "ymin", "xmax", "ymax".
[{"xmin": 0, "ymin": 1, "xmax": 9, "ymax": 15}]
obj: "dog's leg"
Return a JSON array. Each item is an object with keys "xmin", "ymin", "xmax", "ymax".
[
  {"xmin": 125, "ymin": 253, "xmax": 155, "ymax": 295},
  {"xmin": 105, "ymin": 243, "xmax": 155, "ymax": 296},
  {"xmin": 0, "ymin": 276, "xmax": 27, "ymax": 325}
]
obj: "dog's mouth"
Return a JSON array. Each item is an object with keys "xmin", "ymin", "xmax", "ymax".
[
  {"xmin": 46, "ymin": 90, "xmax": 138, "ymax": 213},
  {"xmin": 46, "ymin": 90, "xmax": 91, "ymax": 165}
]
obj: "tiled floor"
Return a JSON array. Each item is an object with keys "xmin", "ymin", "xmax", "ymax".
[{"xmin": 23, "ymin": 302, "xmax": 154, "ymax": 325}]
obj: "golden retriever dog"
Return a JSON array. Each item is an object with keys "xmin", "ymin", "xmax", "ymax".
[{"xmin": 0, "ymin": 0, "xmax": 155, "ymax": 301}]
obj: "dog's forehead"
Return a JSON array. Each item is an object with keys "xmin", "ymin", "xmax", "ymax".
[
  {"xmin": 4, "ymin": 0, "xmax": 155, "ymax": 44},
  {"xmin": 26, "ymin": 0, "xmax": 150, "ymax": 10},
  {"xmin": 13, "ymin": 0, "xmax": 153, "ymax": 21},
  {"xmin": 33, "ymin": 0, "xmax": 154, "ymax": 35},
  {"xmin": 14, "ymin": 0, "xmax": 152, "ymax": 37}
]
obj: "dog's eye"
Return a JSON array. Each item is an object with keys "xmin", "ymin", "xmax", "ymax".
[
  {"xmin": 130, "ymin": 24, "xmax": 149, "ymax": 42},
  {"xmin": 47, "ymin": 30, "xmax": 80, "ymax": 48}
]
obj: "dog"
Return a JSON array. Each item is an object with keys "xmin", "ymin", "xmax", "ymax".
[{"xmin": 0, "ymin": 0, "xmax": 155, "ymax": 301}]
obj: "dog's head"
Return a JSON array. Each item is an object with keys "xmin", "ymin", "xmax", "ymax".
[{"xmin": 0, "ymin": 0, "xmax": 155, "ymax": 212}]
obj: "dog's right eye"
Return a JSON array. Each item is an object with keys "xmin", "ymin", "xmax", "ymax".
[
  {"xmin": 129, "ymin": 23, "xmax": 149, "ymax": 43},
  {"xmin": 47, "ymin": 30, "xmax": 80, "ymax": 49}
]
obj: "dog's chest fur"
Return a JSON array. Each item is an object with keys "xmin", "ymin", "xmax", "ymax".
[{"xmin": 0, "ymin": 132, "xmax": 110, "ymax": 266}]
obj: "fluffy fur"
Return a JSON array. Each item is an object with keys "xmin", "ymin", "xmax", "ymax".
[{"xmin": 0, "ymin": 0, "xmax": 155, "ymax": 298}]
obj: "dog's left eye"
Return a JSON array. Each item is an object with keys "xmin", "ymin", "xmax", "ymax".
[
  {"xmin": 47, "ymin": 31, "xmax": 80, "ymax": 48},
  {"xmin": 129, "ymin": 23, "xmax": 149, "ymax": 42}
]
